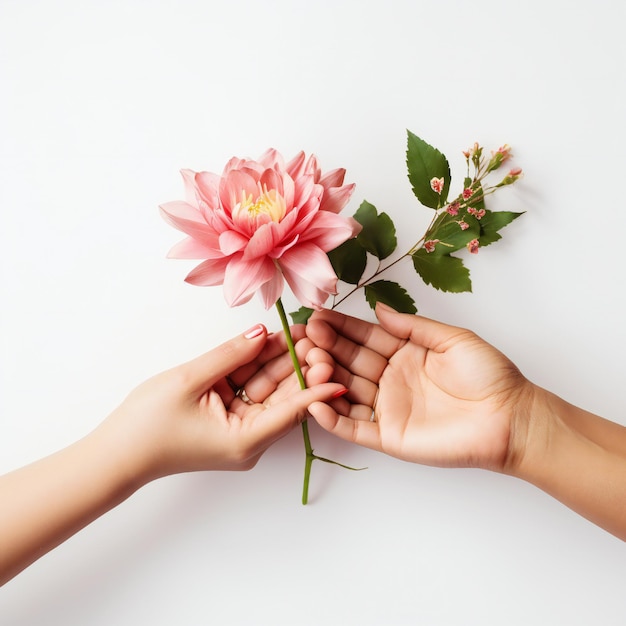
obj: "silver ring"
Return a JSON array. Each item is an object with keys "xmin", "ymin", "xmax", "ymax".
[
  {"xmin": 236, "ymin": 387, "xmax": 254, "ymax": 405},
  {"xmin": 370, "ymin": 388, "xmax": 379, "ymax": 421}
]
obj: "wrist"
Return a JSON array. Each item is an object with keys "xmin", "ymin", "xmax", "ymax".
[
  {"xmin": 89, "ymin": 414, "xmax": 154, "ymax": 499},
  {"xmin": 503, "ymin": 382, "xmax": 558, "ymax": 480}
]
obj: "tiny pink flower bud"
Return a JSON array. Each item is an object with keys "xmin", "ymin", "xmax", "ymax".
[
  {"xmin": 499, "ymin": 167, "xmax": 523, "ymax": 186},
  {"xmin": 462, "ymin": 187, "xmax": 474, "ymax": 200},
  {"xmin": 486, "ymin": 144, "xmax": 513, "ymax": 172},
  {"xmin": 424, "ymin": 239, "xmax": 439, "ymax": 253},
  {"xmin": 467, "ymin": 238, "xmax": 479, "ymax": 254},
  {"xmin": 464, "ymin": 143, "xmax": 481, "ymax": 161},
  {"xmin": 493, "ymin": 144, "xmax": 511, "ymax": 160},
  {"xmin": 430, "ymin": 177, "xmax": 445, "ymax": 194},
  {"xmin": 458, "ymin": 220, "xmax": 469, "ymax": 230},
  {"xmin": 446, "ymin": 201, "xmax": 460, "ymax": 216}
]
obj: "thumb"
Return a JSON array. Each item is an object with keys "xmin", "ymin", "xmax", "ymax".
[
  {"xmin": 179, "ymin": 324, "xmax": 268, "ymax": 395},
  {"xmin": 243, "ymin": 383, "xmax": 349, "ymax": 453},
  {"xmin": 375, "ymin": 302, "xmax": 462, "ymax": 352}
]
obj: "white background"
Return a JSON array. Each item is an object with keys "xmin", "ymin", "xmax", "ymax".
[{"xmin": 1, "ymin": 1, "xmax": 625, "ymax": 624}]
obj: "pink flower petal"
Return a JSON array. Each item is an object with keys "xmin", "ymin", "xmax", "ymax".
[
  {"xmin": 258, "ymin": 148, "xmax": 283, "ymax": 170},
  {"xmin": 223, "ymin": 255, "xmax": 277, "ymax": 307},
  {"xmin": 194, "ymin": 171, "xmax": 221, "ymax": 211},
  {"xmin": 185, "ymin": 257, "xmax": 229, "ymax": 286},
  {"xmin": 299, "ymin": 212, "xmax": 361, "ymax": 250},
  {"xmin": 259, "ymin": 167, "xmax": 284, "ymax": 197},
  {"xmin": 219, "ymin": 230, "xmax": 249, "ymax": 255},
  {"xmin": 180, "ymin": 169, "xmax": 199, "ymax": 206},
  {"xmin": 318, "ymin": 167, "xmax": 346, "ymax": 189},
  {"xmin": 269, "ymin": 232, "xmax": 299, "ymax": 259},
  {"xmin": 302, "ymin": 154, "xmax": 320, "ymax": 179},
  {"xmin": 285, "ymin": 151, "xmax": 306, "ymax": 179},
  {"xmin": 292, "ymin": 174, "xmax": 318, "ymax": 209},
  {"xmin": 242, "ymin": 223, "xmax": 279, "ymax": 260},
  {"xmin": 258, "ymin": 271, "xmax": 284, "ymax": 309},
  {"xmin": 281, "ymin": 170, "xmax": 295, "ymax": 210},
  {"xmin": 281, "ymin": 267, "xmax": 332, "ymax": 310},
  {"xmin": 288, "ymin": 192, "xmax": 324, "ymax": 232},
  {"xmin": 319, "ymin": 182, "xmax": 355, "ymax": 214},
  {"xmin": 208, "ymin": 208, "xmax": 235, "ymax": 234},
  {"xmin": 219, "ymin": 169, "xmax": 259, "ymax": 214},
  {"xmin": 160, "ymin": 200, "xmax": 204, "ymax": 225},
  {"xmin": 279, "ymin": 244, "xmax": 337, "ymax": 308},
  {"xmin": 159, "ymin": 202, "xmax": 218, "ymax": 241},
  {"xmin": 168, "ymin": 236, "xmax": 221, "ymax": 259}
]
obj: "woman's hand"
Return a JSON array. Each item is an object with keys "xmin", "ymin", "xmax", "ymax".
[
  {"xmin": 305, "ymin": 304, "xmax": 534, "ymax": 472},
  {"xmin": 100, "ymin": 323, "xmax": 343, "ymax": 482},
  {"xmin": 0, "ymin": 323, "xmax": 344, "ymax": 585}
]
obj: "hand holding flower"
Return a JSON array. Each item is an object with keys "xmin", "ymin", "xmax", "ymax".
[
  {"xmin": 100, "ymin": 324, "xmax": 344, "ymax": 481},
  {"xmin": 0, "ymin": 324, "xmax": 347, "ymax": 585}
]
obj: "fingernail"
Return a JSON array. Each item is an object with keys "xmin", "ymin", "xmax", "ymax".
[
  {"xmin": 376, "ymin": 302, "xmax": 394, "ymax": 312},
  {"xmin": 331, "ymin": 387, "xmax": 349, "ymax": 399},
  {"xmin": 244, "ymin": 324, "xmax": 265, "ymax": 339}
]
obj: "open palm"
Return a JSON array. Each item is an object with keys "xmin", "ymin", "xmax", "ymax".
[{"xmin": 306, "ymin": 305, "xmax": 532, "ymax": 472}]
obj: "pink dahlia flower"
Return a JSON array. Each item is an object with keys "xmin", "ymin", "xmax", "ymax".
[{"xmin": 160, "ymin": 149, "xmax": 360, "ymax": 309}]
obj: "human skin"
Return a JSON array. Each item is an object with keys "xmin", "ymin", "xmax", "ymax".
[
  {"xmin": 305, "ymin": 303, "xmax": 626, "ymax": 540},
  {"xmin": 0, "ymin": 324, "xmax": 346, "ymax": 586}
]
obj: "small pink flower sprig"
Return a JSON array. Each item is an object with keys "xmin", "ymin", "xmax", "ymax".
[{"xmin": 291, "ymin": 132, "xmax": 524, "ymax": 321}]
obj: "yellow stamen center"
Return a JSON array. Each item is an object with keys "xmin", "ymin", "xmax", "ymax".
[{"xmin": 235, "ymin": 185, "xmax": 286, "ymax": 225}]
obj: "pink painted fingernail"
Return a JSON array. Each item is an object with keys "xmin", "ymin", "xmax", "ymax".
[
  {"xmin": 244, "ymin": 324, "xmax": 265, "ymax": 339},
  {"xmin": 331, "ymin": 387, "xmax": 349, "ymax": 399}
]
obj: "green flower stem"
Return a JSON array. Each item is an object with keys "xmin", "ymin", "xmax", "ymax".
[{"xmin": 275, "ymin": 298, "xmax": 314, "ymax": 504}]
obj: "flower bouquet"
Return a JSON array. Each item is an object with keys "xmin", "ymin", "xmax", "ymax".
[{"xmin": 160, "ymin": 132, "xmax": 523, "ymax": 503}]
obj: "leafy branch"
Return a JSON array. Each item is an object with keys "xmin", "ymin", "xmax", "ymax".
[{"xmin": 291, "ymin": 131, "xmax": 524, "ymax": 322}]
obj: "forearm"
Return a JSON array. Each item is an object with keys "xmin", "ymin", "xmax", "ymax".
[
  {"xmin": 0, "ymin": 426, "xmax": 144, "ymax": 585},
  {"xmin": 513, "ymin": 387, "xmax": 626, "ymax": 540}
]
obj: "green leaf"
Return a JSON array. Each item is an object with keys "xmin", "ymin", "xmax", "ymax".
[
  {"xmin": 353, "ymin": 200, "xmax": 397, "ymax": 260},
  {"xmin": 406, "ymin": 130, "xmax": 451, "ymax": 208},
  {"xmin": 478, "ymin": 210, "xmax": 524, "ymax": 247},
  {"xmin": 412, "ymin": 249, "xmax": 472, "ymax": 293},
  {"xmin": 426, "ymin": 212, "xmax": 480, "ymax": 254},
  {"xmin": 328, "ymin": 238, "xmax": 367, "ymax": 284},
  {"xmin": 289, "ymin": 306, "xmax": 314, "ymax": 325},
  {"xmin": 364, "ymin": 280, "xmax": 417, "ymax": 313}
]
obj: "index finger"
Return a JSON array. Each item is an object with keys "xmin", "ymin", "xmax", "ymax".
[
  {"xmin": 228, "ymin": 324, "xmax": 307, "ymax": 388},
  {"xmin": 306, "ymin": 317, "xmax": 388, "ymax": 384},
  {"xmin": 308, "ymin": 309, "xmax": 405, "ymax": 359}
]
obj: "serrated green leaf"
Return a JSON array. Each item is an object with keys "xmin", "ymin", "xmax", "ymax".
[
  {"xmin": 406, "ymin": 130, "xmax": 451, "ymax": 209},
  {"xmin": 353, "ymin": 200, "xmax": 397, "ymax": 260},
  {"xmin": 412, "ymin": 249, "xmax": 472, "ymax": 293},
  {"xmin": 328, "ymin": 238, "xmax": 367, "ymax": 284},
  {"xmin": 363, "ymin": 280, "xmax": 417, "ymax": 313},
  {"xmin": 426, "ymin": 213, "xmax": 480, "ymax": 253},
  {"xmin": 478, "ymin": 210, "xmax": 524, "ymax": 247},
  {"xmin": 289, "ymin": 306, "xmax": 314, "ymax": 325}
]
